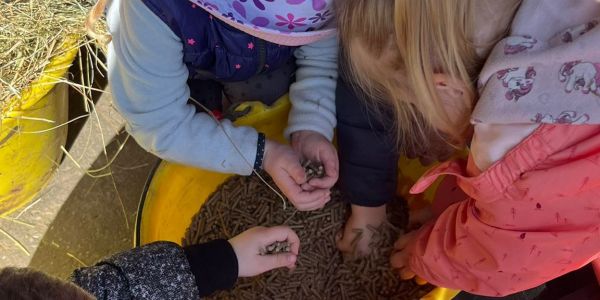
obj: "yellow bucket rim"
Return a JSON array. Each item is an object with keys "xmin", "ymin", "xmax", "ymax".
[
  {"xmin": 135, "ymin": 160, "xmax": 161, "ymax": 247},
  {"xmin": 2, "ymin": 35, "xmax": 80, "ymax": 126}
]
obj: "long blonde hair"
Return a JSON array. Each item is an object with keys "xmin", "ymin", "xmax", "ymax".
[{"xmin": 337, "ymin": 0, "xmax": 512, "ymax": 151}]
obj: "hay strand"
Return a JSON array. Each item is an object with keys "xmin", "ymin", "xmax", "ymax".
[
  {"xmin": 0, "ymin": 0, "xmax": 106, "ymax": 113},
  {"xmin": 0, "ymin": 227, "xmax": 30, "ymax": 256}
]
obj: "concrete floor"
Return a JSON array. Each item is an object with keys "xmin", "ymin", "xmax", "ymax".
[{"xmin": 0, "ymin": 90, "xmax": 158, "ymax": 279}]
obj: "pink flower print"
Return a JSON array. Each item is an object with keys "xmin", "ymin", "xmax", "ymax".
[
  {"xmin": 287, "ymin": 0, "xmax": 327, "ymax": 11},
  {"xmin": 247, "ymin": 42, "xmax": 255, "ymax": 50},
  {"xmin": 251, "ymin": 17, "xmax": 269, "ymax": 27},
  {"xmin": 235, "ymin": 64, "xmax": 242, "ymax": 69},
  {"xmin": 276, "ymin": 13, "xmax": 307, "ymax": 30},
  {"xmin": 233, "ymin": 1, "xmax": 246, "ymax": 17},
  {"xmin": 187, "ymin": 38, "xmax": 196, "ymax": 46},
  {"xmin": 191, "ymin": 3, "xmax": 197, "ymax": 8},
  {"xmin": 240, "ymin": 0, "xmax": 274, "ymax": 11}
]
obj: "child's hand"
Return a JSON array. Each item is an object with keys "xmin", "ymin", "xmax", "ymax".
[
  {"xmin": 390, "ymin": 231, "xmax": 417, "ymax": 280},
  {"xmin": 336, "ymin": 204, "xmax": 387, "ymax": 258},
  {"xmin": 229, "ymin": 226, "xmax": 300, "ymax": 277},
  {"xmin": 291, "ymin": 130, "xmax": 339, "ymax": 191},
  {"xmin": 263, "ymin": 140, "xmax": 331, "ymax": 211}
]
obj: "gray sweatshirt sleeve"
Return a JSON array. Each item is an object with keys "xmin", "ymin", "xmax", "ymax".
[
  {"xmin": 106, "ymin": 0, "xmax": 258, "ymax": 175},
  {"xmin": 285, "ymin": 35, "xmax": 339, "ymax": 141}
]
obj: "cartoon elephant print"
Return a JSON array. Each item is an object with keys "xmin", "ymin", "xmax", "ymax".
[{"xmin": 559, "ymin": 61, "xmax": 600, "ymax": 96}]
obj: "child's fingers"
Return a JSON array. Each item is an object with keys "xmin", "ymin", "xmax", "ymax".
[
  {"xmin": 294, "ymin": 192, "xmax": 330, "ymax": 211},
  {"xmin": 414, "ymin": 276, "xmax": 428, "ymax": 285},
  {"xmin": 286, "ymin": 161, "xmax": 308, "ymax": 184},
  {"xmin": 335, "ymin": 232, "xmax": 352, "ymax": 254},
  {"xmin": 259, "ymin": 253, "xmax": 297, "ymax": 273},
  {"xmin": 399, "ymin": 267, "xmax": 416, "ymax": 280},
  {"xmin": 408, "ymin": 208, "xmax": 433, "ymax": 227},
  {"xmin": 301, "ymin": 183, "xmax": 316, "ymax": 191},
  {"xmin": 320, "ymin": 147, "xmax": 339, "ymax": 176},
  {"xmin": 307, "ymin": 175, "xmax": 337, "ymax": 189},
  {"xmin": 390, "ymin": 249, "xmax": 409, "ymax": 269},
  {"xmin": 393, "ymin": 231, "xmax": 415, "ymax": 250},
  {"xmin": 276, "ymin": 174, "xmax": 304, "ymax": 197},
  {"xmin": 273, "ymin": 170, "xmax": 322, "ymax": 205},
  {"xmin": 262, "ymin": 226, "xmax": 300, "ymax": 255}
]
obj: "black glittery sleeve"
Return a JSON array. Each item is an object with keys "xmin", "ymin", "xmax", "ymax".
[{"xmin": 71, "ymin": 242, "xmax": 200, "ymax": 300}]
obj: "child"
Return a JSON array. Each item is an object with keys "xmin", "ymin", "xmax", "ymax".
[
  {"xmin": 333, "ymin": 0, "xmax": 520, "ymax": 256},
  {"xmin": 0, "ymin": 226, "xmax": 299, "ymax": 299},
  {"xmin": 380, "ymin": 0, "xmax": 600, "ymax": 297},
  {"xmin": 88, "ymin": 0, "xmax": 339, "ymax": 211}
]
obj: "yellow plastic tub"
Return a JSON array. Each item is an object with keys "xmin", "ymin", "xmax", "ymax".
[
  {"xmin": 0, "ymin": 37, "xmax": 78, "ymax": 216},
  {"xmin": 135, "ymin": 96, "xmax": 459, "ymax": 300}
]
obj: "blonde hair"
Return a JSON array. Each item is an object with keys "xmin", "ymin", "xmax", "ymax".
[
  {"xmin": 86, "ymin": 0, "xmax": 111, "ymax": 43},
  {"xmin": 337, "ymin": 0, "xmax": 513, "ymax": 151}
]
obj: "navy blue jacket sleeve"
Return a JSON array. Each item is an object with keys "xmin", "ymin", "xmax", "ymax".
[{"xmin": 335, "ymin": 77, "xmax": 399, "ymax": 207}]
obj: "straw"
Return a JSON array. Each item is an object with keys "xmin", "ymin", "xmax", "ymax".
[{"xmin": 0, "ymin": 0, "xmax": 106, "ymax": 114}]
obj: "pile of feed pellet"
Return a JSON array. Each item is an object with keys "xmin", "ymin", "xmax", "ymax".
[{"xmin": 183, "ymin": 174, "xmax": 434, "ymax": 300}]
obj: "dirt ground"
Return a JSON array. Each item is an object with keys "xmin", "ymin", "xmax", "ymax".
[{"xmin": 0, "ymin": 87, "xmax": 158, "ymax": 279}]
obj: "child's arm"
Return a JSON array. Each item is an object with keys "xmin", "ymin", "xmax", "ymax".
[
  {"xmin": 393, "ymin": 196, "xmax": 595, "ymax": 297},
  {"xmin": 71, "ymin": 227, "xmax": 299, "ymax": 299},
  {"xmin": 286, "ymin": 35, "xmax": 338, "ymax": 143},
  {"xmin": 287, "ymin": 35, "xmax": 339, "ymax": 191},
  {"xmin": 335, "ymin": 77, "xmax": 399, "ymax": 208},
  {"xmin": 333, "ymin": 77, "xmax": 398, "ymax": 255},
  {"xmin": 106, "ymin": 0, "xmax": 259, "ymax": 175}
]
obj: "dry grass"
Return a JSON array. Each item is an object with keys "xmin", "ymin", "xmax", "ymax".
[{"xmin": 0, "ymin": 0, "xmax": 104, "ymax": 114}]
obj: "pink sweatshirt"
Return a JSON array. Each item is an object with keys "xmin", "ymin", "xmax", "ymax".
[{"xmin": 407, "ymin": 0, "xmax": 600, "ymax": 296}]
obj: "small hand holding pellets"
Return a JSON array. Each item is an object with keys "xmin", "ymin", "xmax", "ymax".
[
  {"xmin": 302, "ymin": 160, "xmax": 325, "ymax": 181},
  {"xmin": 260, "ymin": 241, "xmax": 292, "ymax": 256},
  {"xmin": 257, "ymin": 160, "xmax": 323, "ymax": 257}
]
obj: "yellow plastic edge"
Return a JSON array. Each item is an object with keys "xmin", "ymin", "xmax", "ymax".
[{"xmin": 0, "ymin": 35, "xmax": 79, "ymax": 216}]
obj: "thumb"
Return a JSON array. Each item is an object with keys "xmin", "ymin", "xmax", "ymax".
[
  {"xmin": 394, "ymin": 233, "xmax": 413, "ymax": 250},
  {"xmin": 260, "ymin": 253, "xmax": 297, "ymax": 272},
  {"xmin": 288, "ymin": 161, "xmax": 308, "ymax": 184},
  {"xmin": 322, "ymin": 150, "xmax": 339, "ymax": 178}
]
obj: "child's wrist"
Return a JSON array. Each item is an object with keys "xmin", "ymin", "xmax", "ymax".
[{"xmin": 350, "ymin": 204, "xmax": 387, "ymax": 224}]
